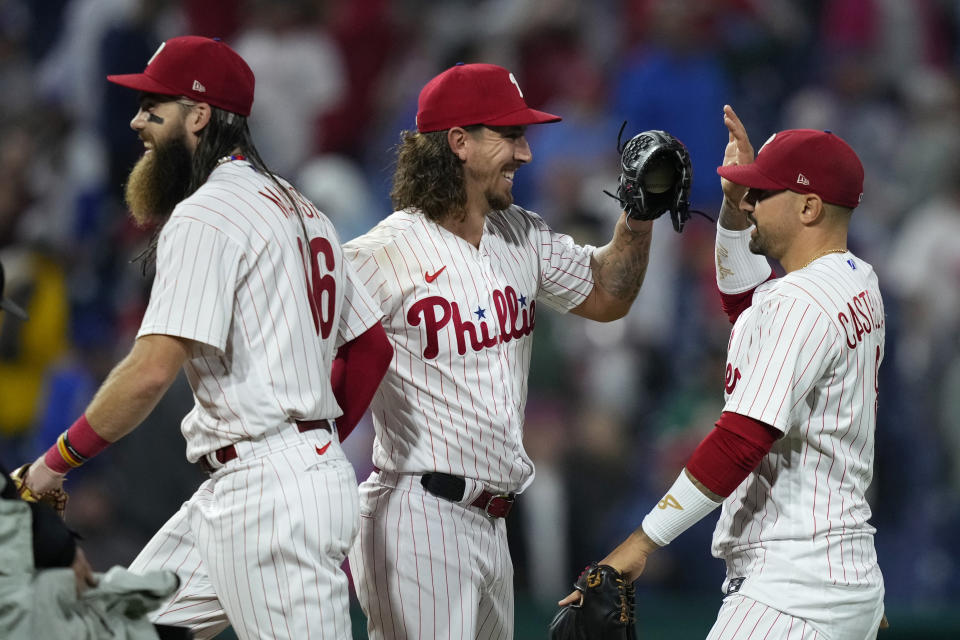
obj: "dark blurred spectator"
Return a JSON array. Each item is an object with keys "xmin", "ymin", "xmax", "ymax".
[
  {"xmin": 0, "ymin": 251, "xmax": 70, "ymax": 447},
  {"xmin": 234, "ymin": 0, "xmax": 346, "ymax": 175},
  {"xmin": 779, "ymin": 49, "xmax": 902, "ymax": 259},
  {"xmin": 0, "ymin": 2, "xmax": 38, "ymax": 119},
  {"xmin": 821, "ymin": 0, "xmax": 952, "ymax": 84},
  {"xmin": 296, "ymin": 153, "xmax": 383, "ymax": 241},
  {"xmin": 611, "ymin": 0, "xmax": 731, "ymax": 209},
  {"xmin": 510, "ymin": 398, "xmax": 571, "ymax": 605},
  {"xmin": 563, "ymin": 404, "xmax": 637, "ymax": 574},
  {"xmin": 319, "ymin": 0, "xmax": 397, "ymax": 158},
  {"xmin": 517, "ymin": 31, "xmax": 620, "ymax": 228},
  {"xmin": 98, "ymin": 4, "xmax": 168, "ymax": 202},
  {"xmin": 182, "ymin": 0, "xmax": 242, "ymax": 41},
  {"xmin": 22, "ymin": 0, "xmax": 70, "ymax": 62}
]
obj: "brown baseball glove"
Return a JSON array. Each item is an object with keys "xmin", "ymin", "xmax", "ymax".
[{"xmin": 10, "ymin": 463, "xmax": 69, "ymax": 517}]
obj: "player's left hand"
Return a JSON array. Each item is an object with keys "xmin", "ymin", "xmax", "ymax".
[
  {"xmin": 550, "ymin": 563, "xmax": 637, "ymax": 640},
  {"xmin": 558, "ymin": 589, "xmax": 582, "ymax": 607}
]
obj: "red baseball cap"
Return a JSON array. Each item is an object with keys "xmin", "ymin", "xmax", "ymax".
[
  {"xmin": 416, "ymin": 63, "xmax": 561, "ymax": 133},
  {"xmin": 107, "ymin": 36, "xmax": 255, "ymax": 117},
  {"xmin": 716, "ymin": 129, "xmax": 864, "ymax": 208}
]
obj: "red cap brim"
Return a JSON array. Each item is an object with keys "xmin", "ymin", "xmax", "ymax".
[
  {"xmin": 483, "ymin": 107, "xmax": 562, "ymax": 128},
  {"xmin": 716, "ymin": 163, "xmax": 789, "ymax": 191},
  {"xmin": 106, "ymin": 73, "xmax": 184, "ymax": 98}
]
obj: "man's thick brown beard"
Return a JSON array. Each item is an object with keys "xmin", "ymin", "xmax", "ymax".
[{"xmin": 124, "ymin": 134, "xmax": 194, "ymax": 228}]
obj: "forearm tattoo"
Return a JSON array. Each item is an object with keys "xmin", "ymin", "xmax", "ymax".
[{"xmin": 593, "ymin": 222, "xmax": 652, "ymax": 301}]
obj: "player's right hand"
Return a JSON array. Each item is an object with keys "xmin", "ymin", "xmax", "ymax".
[
  {"xmin": 23, "ymin": 456, "xmax": 67, "ymax": 495},
  {"xmin": 720, "ymin": 104, "xmax": 754, "ymax": 210}
]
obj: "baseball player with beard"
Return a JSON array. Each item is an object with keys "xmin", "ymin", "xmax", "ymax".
[
  {"xmin": 558, "ymin": 105, "xmax": 887, "ymax": 639},
  {"xmin": 343, "ymin": 62, "xmax": 656, "ymax": 640},
  {"xmin": 17, "ymin": 36, "xmax": 393, "ymax": 640}
]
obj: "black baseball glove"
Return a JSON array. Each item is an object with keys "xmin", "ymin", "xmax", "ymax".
[
  {"xmin": 549, "ymin": 563, "xmax": 637, "ymax": 640},
  {"xmin": 610, "ymin": 128, "xmax": 693, "ymax": 233}
]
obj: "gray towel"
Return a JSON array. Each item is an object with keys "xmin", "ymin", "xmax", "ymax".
[{"xmin": 0, "ymin": 493, "xmax": 179, "ymax": 639}]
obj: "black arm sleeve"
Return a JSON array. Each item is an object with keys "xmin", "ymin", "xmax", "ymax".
[{"xmin": 30, "ymin": 501, "xmax": 77, "ymax": 568}]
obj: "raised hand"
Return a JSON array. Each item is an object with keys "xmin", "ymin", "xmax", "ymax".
[{"xmin": 720, "ymin": 105, "xmax": 755, "ymax": 209}]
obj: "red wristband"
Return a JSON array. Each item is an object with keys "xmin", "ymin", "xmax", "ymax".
[{"xmin": 44, "ymin": 414, "xmax": 111, "ymax": 473}]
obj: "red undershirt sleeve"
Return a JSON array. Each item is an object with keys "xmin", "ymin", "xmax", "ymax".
[
  {"xmin": 330, "ymin": 322, "xmax": 393, "ymax": 442},
  {"xmin": 718, "ymin": 269, "xmax": 776, "ymax": 323},
  {"xmin": 685, "ymin": 411, "xmax": 781, "ymax": 497}
]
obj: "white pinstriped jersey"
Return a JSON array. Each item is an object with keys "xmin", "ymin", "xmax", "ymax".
[
  {"xmin": 343, "ymin": 207, "xmax": 595, "ymax": 493},
  {"xmin": 137, "ymin": 160, "xmax": 382, "ymax": 462},
  {"xmin": 714, "ymin": 251, "xmax": 885, "ymax": 618}
]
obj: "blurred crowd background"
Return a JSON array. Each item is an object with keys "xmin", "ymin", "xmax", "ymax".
[{"xmin": 0, "ymin": 0, "xmax": 958, "ymax": 637}]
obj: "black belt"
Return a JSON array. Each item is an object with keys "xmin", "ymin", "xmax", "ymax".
[
  {"xmin": 420, "ymin": 472, "xmax": 516, "ymax": 519},
  {"xmin": 199, "ymin": 419, "xmax": 333, "ymax": 474}
]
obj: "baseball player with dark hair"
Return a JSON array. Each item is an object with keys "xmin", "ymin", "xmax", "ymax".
[
  {"xmin": 15, "ymin": 36, "xmax": 392, "ymax": 640},
  {"xmin": 554, "ymin": 105, "xmax": 887, "ymax": 640},
  {"xmin": 342, "ymin": 62, "xmax": 670, "ymax": 640}
]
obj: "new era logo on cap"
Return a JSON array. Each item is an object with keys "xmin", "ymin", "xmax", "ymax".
[
  {"xmin": 716, "ymin": 129, "xmax": 864, "ymax": 209},
  {"xmin": 106, "ymin": 36, "xmax": 255, "ymax": 116}
]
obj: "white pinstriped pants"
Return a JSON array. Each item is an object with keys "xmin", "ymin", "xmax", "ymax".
[
  {"xmin": 348, "ymin": 470, "xmax": 514, "ymax": 640},
  {"xmin": 706, "ymin": 594, "xmax": 881, "ymax": 640},
  {"xmin": 129, "ymin": 429, "xmax": 360, "ymax": 640}
]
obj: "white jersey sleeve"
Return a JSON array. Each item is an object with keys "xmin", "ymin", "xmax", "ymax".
[
  {"xmin": 723, "ymin": 294, "xmax": 841, "ymax": 434},
  {"xmin": 335, "ymin": 238, "xmax": 383, "ymax": 348},
  {"xmin": 342, "ymin": 233, "xmax": 395, "ymax": 320},
  {"xmin": 139, "ymin": 218, "xmax": 244, "ymax": 351},
  {"xmin": 524, "ymin": 209, "xmax": 595, "ymax": 312}
]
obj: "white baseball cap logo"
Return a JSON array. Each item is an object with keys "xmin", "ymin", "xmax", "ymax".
[
  {"xmin": 147, "ymin": 41, "xmax": 166, "ymax": 66},
  {"xmin": 508, "ymin": 72, "xmax": 523, "ymax": 98},
  {"xmin": 758, "ymin": 132, "xmax": 777, "ymax": 154}
]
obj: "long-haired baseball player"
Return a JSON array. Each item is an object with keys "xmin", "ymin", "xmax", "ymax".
[
  {"xmin": 557, "ymin": 105, "xmax": 887, "ymax": 639},
  {"xmin": 15, "ymin": 36, "xmax": 393, "ymax": 640},
  {"xmin": 343, "ymin": 62, "xmax": 658, "ymax": 640}
]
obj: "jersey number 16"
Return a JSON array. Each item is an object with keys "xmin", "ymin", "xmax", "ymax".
[{"xmin": 298, "ymin": 236, "xmax": 337, "ymax": 339}]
